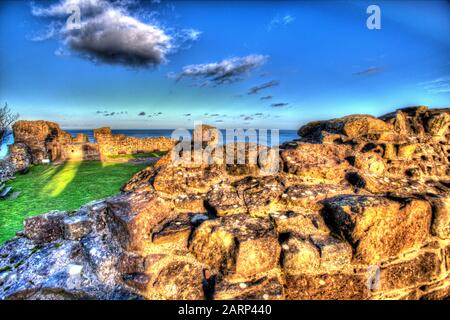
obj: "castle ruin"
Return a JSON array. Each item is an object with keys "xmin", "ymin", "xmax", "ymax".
[{"xmin": 7, "ymin": 120, "xmax": 177, "ymax": 169}]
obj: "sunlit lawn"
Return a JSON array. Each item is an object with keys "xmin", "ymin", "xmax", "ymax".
[
  {"xmin": 106, "ymin": 151, "xmax": 166, "ymax": 160},
  {"xmin": 0, "ymin": 161, "xmax": 148, "ymax": 244}
]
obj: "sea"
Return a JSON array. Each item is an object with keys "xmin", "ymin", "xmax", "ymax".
[{"xmin": 0, "ymin": 129, "xmax": 299, "ymax": 159}]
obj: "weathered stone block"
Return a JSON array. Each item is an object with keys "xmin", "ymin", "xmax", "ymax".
[
  {"xmin": 214, "ymin": 272, "xmax": 284, "ymax": 300},
  {"xmin": 426, "ymin": 112, "xmax": 450, "ymax": 137},
  {"xmin": 151, "ymin": 214, "xmax": 193, "ymax": 249},
  {"xmin": 206, "ymin": 183, "xmax": 246, "ymax": 216},
  {"xmin": 354, "ymin": 152, "xmax": 386, "ymax": 175},
  {"xmin": 281, "ymin": 143, "xmax": 352, "ymax": 183},
  {"xmin": 397, "ymin": 144, "xmax": 417, "ymax": 160},
  {"xmin": 80, "ymin": 236, "xmax": 120, "ymax": 285},
  {"xmin": 281, "ymin": 234, "xmax": 351, "ymax": 275},
  {"xmin": 322, "ymin": 195, "xmax": 432, "ymax": 264},
  {"xmin": 271, "ymin": 211, "xmax": 329, "ymax": 237},
  {"xmin": 285, "ymin": 273, "xmax": 370, "ymax": 300},
  {"xmin": 189, "ymin": 215, "xmax": 280, "ymax": 277},
  {"xmin": 445, "ymin": 245, "xmax": 450, "ymax": 272},
  {"xmin": 154, "ymin": 165, "xmax": 223, "ymax": 195},
  {"xmin": 149, "ymin": 261, "xmax": 205, "ymax": 300},
  {"xmin": 234, "ymin": 176, "xmax": 284, "ymax": 217},
  {"xmin": 310, "ymin": 234, "xmax": 352, "ymax": 273},
  {"xmin": 106, "ymin": 191, "xmax": 174, "ymax": 251},
  {"xmin": 379, "ymin": 252, "xmax": 441, "ymax": 290},
  {"xmin": 429, "ymin": 197, "xmax": 450, "ymax": 239},
  {"xmin": 117, "ymin": 252, "xmax": 146, "ymax": 274},
  {"xmin": 63, "ymin": 215, "xmax": 93, "ymax": 240},
  {"xmin": 173, "ymin": 193, "xmax": 205, "ymax": 213},
  {"xmin": 281, "ymin": 236, "xmax": 320, "ymax": 275},
  {"xmin": 23, "ymin": 211, "xmax": 66, "ymax": 244},
  {"xmin": 416, "ymin": 277, "xmax": 450, "ymax": 300},
  {"xmin": 123, "ymin": 273, "xmax": 150, "ymax": 291}
]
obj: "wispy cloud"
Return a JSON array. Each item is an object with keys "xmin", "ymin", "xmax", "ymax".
[
  {"xmin": 173, "ymin": 54, "xmax": 268, "ymax": 86},
  {"xmin": 419, "ymin": 76, "xmax": 450, "ymax": 94},
  {"xmin": 260, "ymin": 95, "xmax": 272, "ymax": 100},
  {"xmin": 248, "ymin": 80, "xmax": 279, "ymax": 94},
  {"xmin": 268, "ymin": 14, "xmax": 296, "ymax": 30},
  {"xmin": 271, "ymin": 102, "xmax": 289, "ymax": 108},
  {"xmin": 31, "ymin": 0, "xmax": 200, "ymax": 68},
  {"xmin": 353, "ymin": 67, "xmax": 383, "ymax": 76}
]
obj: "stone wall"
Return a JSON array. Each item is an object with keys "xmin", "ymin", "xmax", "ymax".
[
  {"xmin": 94, "ymin": 127, "xmax": 176, "ymax": 158},
  {"xmin": 8, "ymin": 122, "xmax": 177, "ymax": 167},
  {"xmin": 61, "ymin": 143, "xmax": 101, "ymax": 161},
  {"xmin": 11, "ymin": 120, "xmax": 73, "ymax": 163},
  {"xmin": 0, "ymin": 106, "xmax": 449, "ymax": 300}
]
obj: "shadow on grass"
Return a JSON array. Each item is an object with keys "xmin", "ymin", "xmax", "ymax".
[{"xmin": 0, "ymin": 160, "xmax": 148, "ymax": 243}]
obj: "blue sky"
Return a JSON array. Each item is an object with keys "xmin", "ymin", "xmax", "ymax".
[{"xmin": 0, "ymin": 0, "xmax": 449, "ymax": 129}]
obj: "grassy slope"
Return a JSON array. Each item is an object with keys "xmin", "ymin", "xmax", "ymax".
[{"xmin": 0, "ymin": 161, "xmax": 148, "ymax": 244}]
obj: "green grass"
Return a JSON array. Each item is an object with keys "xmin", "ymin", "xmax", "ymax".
[
  {"xmin": 0, "ymin": 161, "xmax": 148, "ymax": 244},
  {"xmin": 107, "ymin": 151, "xmax": 167, "ymax": 160}
]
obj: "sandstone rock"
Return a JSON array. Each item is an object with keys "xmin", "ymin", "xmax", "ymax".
[
  {"xmin": 281, "ymin": 143, "xmax": 352, "ymax": 183},
  {"xmin": 12, "ymin": 120, "xmax": 72, "ymax": 163},
  {"xmin": 299, "ymin": 114, "xmax": 392, "ymax": 141},
  {"xmin": 271, "ymin": 211, "xmax": 329, "ymax": 237},
  {"xmin": 354, "ymin": 152, "xmax": 385, "ymax": 175},
  {"xmin": 7, "ymin": 143, "xmax": 31, "ymax": 172},
  {"xmin": 379, "ymin": 252, "xmax": 441, "ymax": 290},
  {"xmin": 206, "ymin": 183, "xmax": 246, "ymax": 216},
  {"xmin": 281, "ymin": 233, "xmax": 351, "ymax": 275},
  {"xmin": 281, "ymin": 235, "xmax": 320, "ymax": 275},
  {"xmin": 279, "ymin": 184, "xmax": 353, "ymax": 211},
  {"xmin": 0, "ymin": 238, "xmax": 132, "ymax": 300},
  {"xmin": 426, "ymin": 112, "xmax": 450, "ymax": 137},
  {"xmin": 93, "ymin": 127, "xmax": 112, "ymax": 141},
  {"xmin": 106, "ymin": 191, "xmax": 174, "ymax": 252},
  {"xmin": 419, "ymin": 284, "xmax": 450, "ymax": 300},
  {"xmin": 234, "ymin": 176, "xmax": 284, "ymax": 217},
  {"xmin": 72, "ymin": 133, "xmax": 89, "ymax": 143},
  {"xmin": 322, "ymin": 196, "xmax": 432, "ymax": 264},
  {"xmin": 428, "ymin": 196, "xmax": 450, "ymax": 239},
  {"xmin": 397, "ymin": 143, "xmax": 417, "ymax": 160},
  {"xmin": 214, "ymin": 272, "xmax": 284, "ymax": 300},
  {"xmin": 154, "ymin": 165, "xmax": 224, "ymax": 195},
  {"xmin": 173, "ymin": 193, "xmax": 206, "ymax": 213},
  {"xmin": 193, "ymin": 124, "xmax": 220, "ymax": 146},
  {"xmin": 122, "ymin": 166, "xmax": 155, "ymax": 192},
  {"xmin": 149, "ymin": 260, "xmax": 205, "ymax": 300},
  {"xmin": 151, "ymin": 214, "xmax": 193, "ymax": 249},
  {"xmin": 189, "ymin": 215, "xmax": 280, "ymax": 277},
  {"xmin": 310, "ymin": 234, "xmax": 353, "ymax": 273},
  {"xmin": 342, "ymin": 116, "xmax": 393, "ymax": 138},
  {"xmin": 285, "ymin": 273, "xmax": 370, "ymax": 300}
]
